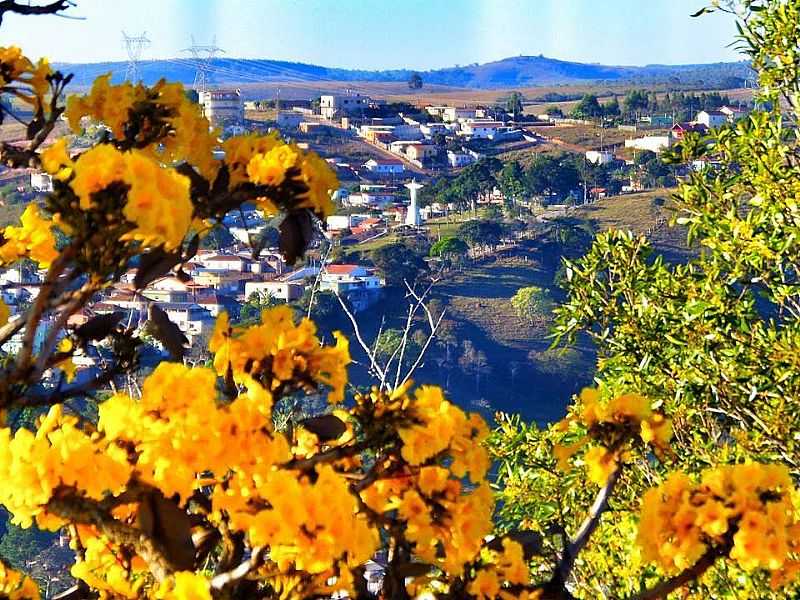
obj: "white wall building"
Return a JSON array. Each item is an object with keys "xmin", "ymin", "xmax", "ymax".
[
  {"xmin": 696, "ymin": 110, "xmax": 728, "ymax": 129},
  {"xmin": 585, "ymin": 150, "xmax": 615, "ymax": 165},
  {"xmin": 276, "ymin": 111, "xmax": 303, "ymax": 129},
  {"xmin": 624, "ymin": 135, "xmax": 673, "ymax": 154},
  {"xmin": 30, "ymin": 172, "xmax": 53, "ymax": 192},
  {"xmin": 447, "ymin": 151, "xmax": 475, "ymax": 168},
  {"xmin": 199, "ymin": 89, "xmax": 244, "ymax": 126},
  {"xmin": 443, "ymin": 107, "xmax": 477, "ymax": 122},
  {"xmin": 244, "ymin": 280, "xmax": 304, "ymax": 302},
  {"xmin": 319, "ymin": 264, "xmax": 384, "ymax": 312},
  {"xmin": 364, "ymin": 159, "xmax": 404, "ymax": 175},
  {"xmin": 320, "ymin": 94, "xmax": 370, "ymax": 119}
]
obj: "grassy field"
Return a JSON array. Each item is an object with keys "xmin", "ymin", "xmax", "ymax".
[{"xmin": 430, "ymin": 257, "xmax": 593, "ymax": 422}]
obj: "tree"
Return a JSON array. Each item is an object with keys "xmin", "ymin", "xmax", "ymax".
[
  {"xmin": 571, "ymin": 94, "xmax": 603, "ymax": 119},
  {"xmin": 458, "ymin": 339, "xmax": 490, "ymax": 394},
  {"xmin": 505, "ymin": 91, "xmax": 524, "ymax": 120},
  {"xmin": 429, "ymin": 236, "xmax": 468, "ymax": 262},
  {"xmin": 408, "ymin": 72, "xmax": 423, "ymax": 90},
  {"xmin": 498, "ymin": 160, "xmax": 526, "ymax": 210},
  {"xmin": 238, "ymin": 291, "xmax": 281, "ymax": 325},
  {"xmin": 493, "ymin": 3, "xmax": 800, "ymax": 598},
  {"xmin": 457, "ymin": 220, "xmax": 503, "ymax": 249},
  {"xmin": 525, "ymin": 153, "xmax": 580, "ymax": 199},
  {"xmin": 602, "ymin": 95, "xmax": 620, "ymax": 117},
  {"xmin": 370, "ymin": 242, "xmax": 428, "ymax": 286},
  {"xmin": 510, "ymin": 286, "xmax": 553, "ymax": 326}
]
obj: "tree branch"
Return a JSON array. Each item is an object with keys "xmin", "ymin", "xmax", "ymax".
[
  {"xmin": 0, "ymin": 0, "xmax": 73, "ymax": 25},
  {"xmin": 630, "ymin": 546, "xmax": 721, "ymax": 600},
  {"xmin": 551, "ymin": 466, "xmax": 621, "ymax": 592}
]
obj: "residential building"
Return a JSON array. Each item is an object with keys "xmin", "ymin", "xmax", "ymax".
[
  {"xmin": 405, "ymin": 143, "xmax": 437, "ymax": 163},
  {"xmin": 720, "ymin": 105, "xmax": 749, "ymax": 122},
  {"xmin": 442, "ymin": 107, "xmax": 477, "ymax": 122},
  {"xmin": 625, "ymin": 135, "xmax": 673, "ymax": 154},
  {"xmin": 320, "ymin": 94, "xmax": 371, "ymax": 119},
  {"xmin": 244, "ymin": 280, "xmax": 304, "ymax": 302},
  {"xmin": 696, "ymin": 110, "xmax": 728, "ymax": 128},
  {"xmin": 447, "ymin": 150, "xmax": 475, "ymax": 168},
  {"xmin": 198, "ymin": 89, "xmax": 244, "ymax": 126},
  {"xmin": 319, "ymin": 264, "xmax": 384, "ymax": 312},
  {"xmin": 276, "ymin": 111, "xmax": 303, "ymax": 129},
  {"xmin": 420, "ymin": 122, "xmax": 449, "ymax": 137},
  {"xmin": 30, "ymin": 172, "xmax": 53, "ymax": 192},
  {"xmin": 460, "ymin": 120, "xmax": 504, "ymax": 139},
  {"xmin": 585, "ymin": 150, "xmax": 615, "ymax": 165},
  {"xmin": 671, "ymin": 122, "xmax": 708, "ymax": 139},
  {"xmin": 364, "ymin": 158, "xmax": 404, "ymax": 175}
]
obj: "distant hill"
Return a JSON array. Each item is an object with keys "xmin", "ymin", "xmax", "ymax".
[{"xmin": 56, "ymin": 54, "xmax": 752, "ymax": 91}]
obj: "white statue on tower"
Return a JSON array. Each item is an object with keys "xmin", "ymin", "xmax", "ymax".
[{"xmin": 404, "ymin": 179, "xmax": 424, "ymax": 227}]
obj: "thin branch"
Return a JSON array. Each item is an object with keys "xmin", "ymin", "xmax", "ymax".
[
  {"xmin": 335, "ymin": 291, "xmax": 386, "ymax": 382},
  {"xmin": 630, "ymin": 546, "xmax": 720, "ymax": 600},
  {"xmin": 210, "ymin": 546, "xmax": 267, "ymax": 591},
  {"xmin": 555, "ymin": 466, "xmax": 621, "ymax": 586}
]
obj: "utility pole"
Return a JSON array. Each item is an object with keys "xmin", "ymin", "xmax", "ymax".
[
  {"xmin": 121, "ymin": 31, "xmax": 151, "ymax": 83},
  {"xmin": 182, "ymin": 35, "xmax": 224, "ymax": 93}
]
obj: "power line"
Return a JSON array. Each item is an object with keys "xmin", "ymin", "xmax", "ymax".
[
  {"xmin": 181, "ymin": 35, "xmax": 225, "ymax": 92},
  {"xmin": 121, "ymin": 30, "xmax": 150, "ymax": 83}
]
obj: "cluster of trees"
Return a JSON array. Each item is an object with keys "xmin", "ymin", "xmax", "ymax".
[{"xmin": 568, "ymin": 89, "xmax": 740, "ymax": 122}]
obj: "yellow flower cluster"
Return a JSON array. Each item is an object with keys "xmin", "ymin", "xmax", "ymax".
[
  {"xmin": 98, "ymin": 362, "xmax": 287, "ymax": 503},
  {"xmin": 155, "ymin": 572, "xmax": 212, "ymax": 600},
  {"xmin": 215, "ymin": 464, "xmax": 378, "ymax": 575},
  {"xmin": 222, "ymin": 133, "xmax": 338, "ymax": 218},
  {"xmin": 0, "ymin": 560, "xmax": 40, "ymax": 600},
  {"xmin": 209, "ymin": 306, "xmax": 350, "ymax": 403},
  {"xmin": 554, "ymin": 388, "xmax": 672, "ymax": 485},
  {"xmin": 42, "ymin": 143, "xmax": 193, "ymax": 250},
  {"xmin": 0, "ymin": 46, "xmax": 52, "ymax": 110},
  {"xmin": 359, "ymin": 384, "xmax": 493, "ymax": 575},
  {"xmin": 65, "ymin": 76, "xmax": 220, "ymax": 181},
  {"xmin": 468, "ymin": 540, "xmax": 535, "ymax": 599},
  {"xmin": 0, "ymin": 204, "xmax": 58, "ymax": 268},
  {"xmin": 0, "ymin": 405, "xmax": 132, "ymax": 527},
  {"xmin": 70, "ymin": 532, "xmax": 147, "ymax": 598},
  {"xmin": 638, "ymin": 463, "xmax": 800, "ymax": 588}
]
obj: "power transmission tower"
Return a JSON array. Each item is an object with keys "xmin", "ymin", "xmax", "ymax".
[
  {"xmin": 122, "ymin": 31, "xmax": 151, "ymax": 83},
  {"xmin": 182, "ymin": 35, "xmax": 224, "ymax": 93}
]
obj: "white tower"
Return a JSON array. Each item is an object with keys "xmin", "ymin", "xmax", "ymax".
[{"xmin": 404, "ymin": 179, "xmax": 424, "ymax": 227}]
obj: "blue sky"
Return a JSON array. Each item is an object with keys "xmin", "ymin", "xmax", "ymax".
[{"xmin": 2, "ymin": 0, "xmax": 741, "ymax": 69}]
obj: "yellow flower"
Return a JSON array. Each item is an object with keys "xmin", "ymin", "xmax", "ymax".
[
  {"xmin": 584, "ymin": 445, "xmax": 617, "ymax": 485},
  {"xmin": 247, "ymin": 144, "xmax": 299, "ymax": 187},
  {"xmin": 40, "ymin": 138, "xmax": 73, "ymax": 181},
  {"xmin": 0, "ymin": 299, "xmax": 9, "ymax": 328},
  {"xmin": 1, "ymin": 204, "xmax": 58, "ymax": 268},
  {"xmin": 57, "ymin": 337, "xmax": 77, "ymax": 383},
  {"xmin": 0, "ymin": 559, "xmax": 40, "ymax": 600},
  {"xmin": 156, "ymin": 572, "xmax": 211, "ymax": 600}
]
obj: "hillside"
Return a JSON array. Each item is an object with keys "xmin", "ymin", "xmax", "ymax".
[{"xmin": 56, "ymin": 54, "xmax": 753, "ymax": 91}]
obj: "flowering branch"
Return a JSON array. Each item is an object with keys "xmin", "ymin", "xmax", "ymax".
[
  {"xmin": 630, "ymin": 545, "xmax": 721, "ymax": 600},
  {"xmin": 548, "ymin": 466, "xmax": 622, "ymax": 595}
]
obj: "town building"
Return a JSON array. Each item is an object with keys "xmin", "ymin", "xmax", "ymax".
[
  {"xmin": 364, "ymin": 158, "xmax": 404, "ymax": 175},
  {"xmin": 671, "ymin": 122, "xmax": 708, "ymax": 139},
  {"xmin": 442, "ymin": 107, "xmax": 477, "ymax": 122},
  {"xmin": 447, "ymin": 151, "xmax": 475, "ymax": 168},
  {"xmin": 30, "ymin": 172, "xmax": 53, "ymax": 192},
  {"xmin": 585, "ymin": 150, "xmax": 615, "ymax": 165},
  {"xmin": 276, "ymin": 111, "xmax": 303, "ymax": 129},
  {"xmin": 696, "ymin": 110, "xmax": 728, "ymax": 129},
  {"xmin": 320, "ymin": 94, "xmax": 371, "ymax": 120},
  {"xmin": 244, "ymin": 280, "xmax": 305, "ymax": 302},
  {"xmin": 319, "ymin": 264, "xmax": 384, "ymax": 312},
  {"xmin": 625, "ymin": 135, "xmax": 673, "ymax": 154},
  {"xmin": 198, "ymin": 89, "xmax": 244, "ymax": 126}
]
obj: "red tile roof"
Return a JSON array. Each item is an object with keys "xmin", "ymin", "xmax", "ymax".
[{"xmin": 325, "ymin": 264, "xmax": 362, "ymax": 275}]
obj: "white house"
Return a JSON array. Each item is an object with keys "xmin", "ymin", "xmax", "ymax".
[
  {"xmin": 30, "ymin": 172, "xmax": 53, "ymax": 193},
  {"xmin": 198, "ymin": 89, "xmax": 243, "ymax": 126},
  {"xmin": 319, "ymin": 264, "xmax": 384, "ymax": 312},
  {"xmin": 447, "ymin": 151, "xmax": 475, "ymax": 168},
  {"xmin": 244, "ymin": 280, "xmax": 305, "ymax": 302},
  {"xmin": 443, "ymin": 107, "xmax": 477, "ymax": 122},
  {"xmin": 460, "ymin": 120, "xmax": 504, "ymax": 139},
  {"xmin": 696, "ymin": 110, "xmax": 728, "ymax": 129},
  {"xmin": 624, "ymin": 135, "xmax": 673, "ymax": 154},
  {"xmin": 364, "ymin": 158, "xmax": 404, "ymax": 175},
  {"xmin": 585, "ymin": 150, "xmax": 615, "ymax": 165},
  {"xmin": 720, "ymin": 105, "xmax": 749, "ymax": 122},
  {"xmin": 420, "ymin": 122, "xmax": 449, "ymax": 137},
  {"xmin": 320, "ymin": 94, "xmax": 370, "ymax": 119}
]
